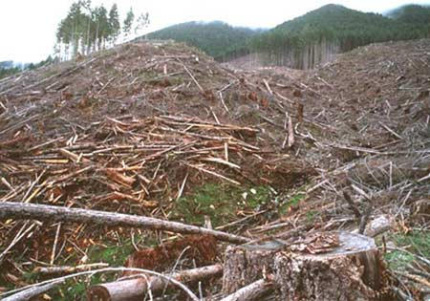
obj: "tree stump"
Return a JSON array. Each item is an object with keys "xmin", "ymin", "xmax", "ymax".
[
  {"xmin": 222, "ymin": 240, "xmax": 284, "ymax": 293},
  {"xmin": 223, "ymin": 232, "xmax": 391, "ymax": 300}
]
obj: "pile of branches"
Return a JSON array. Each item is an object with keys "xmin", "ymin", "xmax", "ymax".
[{"xmin": 0, "ymin": 39, "xmax": 429, "ymax": 300}]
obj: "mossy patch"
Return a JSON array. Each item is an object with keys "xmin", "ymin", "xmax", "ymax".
[
  {"xmin": 384, "ymin": 230, "xmax": 430, "ymax": 270},
  {"xmin": 172, "ymin": 183, "xmax": 273, "ymax": 227},
  {"xmin": 278, "ymin": 192, "xmax": 305, "ymax": 215}
]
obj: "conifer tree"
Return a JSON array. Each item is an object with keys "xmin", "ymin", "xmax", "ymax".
[
  {"xmin": 123, "ymin": 8, "xmax": 135, "ymax": 39},
  {"xmin": 108, "ymin": 4, "xmax": 121, "ymax": 44}
]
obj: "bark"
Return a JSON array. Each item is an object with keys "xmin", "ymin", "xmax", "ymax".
[
  {"xmin": 222, "ymin": 241, "xmax": 282, "ymax": 293},
  {"xmin": 2, "ymin": 280, "xmax": 63, "ymax": 301},
  {"xmin": 0, "ymin": 202, "xmax": 249, "ymax": 244},
  {"xmin": 223, "ymin": 232, "xmax": 391, "ymax": 300},
  {"xmin": 87, "ymin": 264, "xmax": 223, "ymax": 301},
  {"xmin": 220, "ymin": 279, "xmax": 274, "ymax": 301},
  {"xmin": 275, "ymin": 232, "xmax": 391, "ymax": 300}
]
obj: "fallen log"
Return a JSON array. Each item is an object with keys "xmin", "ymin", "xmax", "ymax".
[
  {"xmin": 220, "ymin": 278, "xmax": 274, "ymax": 301},
  {"xmin": 87, "ymin": 264, "xmax": 223, "ymax": 301},
  {"xmin": 0, "ymin": 202, "xmax": 250, "ymax": 244},
  {"xmin": 223, "ymin": 232, "xmax": 392, "ymax": 300},
  {"xmin": 2, "ymin": 280, "xmax": 64, "ymax": 301}
]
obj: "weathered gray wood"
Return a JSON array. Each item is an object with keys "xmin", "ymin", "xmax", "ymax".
[
  {"xmin": 220, "ymin": 279, "xmax": 273, "ymax": 301},
  {"xmin": 0, "ymin": 202, "xmax": 249, "ymax": 244},
  {"xmin": 222, "ymin": 241, "xmax": 281, "ymax": 293},
  {"xmin": 2, "ymin": 280, "xmax": 63, "ymax": 301},
  {"xmin": 87, "ymin": 264, "xmax": 223, "ymax": 301},
  {"xmin": 223, "ymin": 232, "xmax": 391, "ymax": 300}
]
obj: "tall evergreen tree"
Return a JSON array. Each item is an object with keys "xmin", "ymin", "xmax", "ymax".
[
  {"xmin": 123, "ymin": 8, "xmax": 135, "ymax": 38},
  {"xmin": 108, "ymin": 4, "xmax": 121, "ymax": 44},
  {"xmin": 56, "ymin": 1, "xmax": 149, "ymax": 60}
]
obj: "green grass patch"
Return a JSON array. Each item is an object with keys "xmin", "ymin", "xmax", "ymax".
[
  {"xmin": 278, "ymin": 193, "xmax": 305, "ymax": 215},
  {"xmin": 172, "ymin": 183, "xmax": 273, "ymax": 227},
  {"xmin": 384, "ymin": 230, "xmax": 430, "ymax": 270},
  {"xmin": 44, "ymin": 237, "xmax": 151, "ymax": 300}
]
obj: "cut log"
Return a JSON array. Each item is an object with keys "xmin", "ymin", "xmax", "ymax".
[
  {"xmin": 220, "ymin": 278, "xmax": 274, "ymax": 301},
  {"xmin": 0, "ymin": 202, "xmax": 249, "ymax": 244},
  {"xmin": 87, "ymin": 264, "xmax": 223, "ymax": 301},
  {"xmin": 223, "ymin": 232, "xmax": 392, "ymax": 300}
]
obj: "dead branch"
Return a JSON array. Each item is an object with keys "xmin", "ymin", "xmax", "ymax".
[
  {"xmin": 0, "ymin": 202, "xmax": 250, "ymax": 244},
  {"xmin": 87, "ymin": 264, "xmax": 223, "ymax": 301},
  {"xmin": 2, "ymin": 280, "xmax": 64, "ymax": 301},
  {"xmin": 342, "ymin": 191, "xmax": 362, "ymax": 218},
  {"xmin": 359, "ymin": 202, "xmax": 373, "ymax": 234},
  {"xmin": 220, "ymin": 278, "xmax": 274, "ymax": 301},
  {"xmin": 1, "ymin": 267, "xmax": 200, "ymax": 301},
  {"xmin": 34, "ymin": 263, "xmax": 109, "ymax": 275}
]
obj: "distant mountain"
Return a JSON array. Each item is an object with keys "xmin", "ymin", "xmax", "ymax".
[
  {"xmin": 386, "ymin": 4, "xmax": 430, "ymax": 25},
  {"xmin": 249, "ymin": 4, "xmax": 429, "ymax": 68},
  {"xmin": 137, "ymin": 4, "xmax": 429, "ymax": 69},
  {"xmin": 141, "ymin": 21, "xmax": 264, "ymax": 61}
]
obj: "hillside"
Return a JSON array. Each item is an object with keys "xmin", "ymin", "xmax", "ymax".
[
  {"xmin": 0, "ymin": 39, "xmax": 429, "ymax": 300},
  {"xmin": 250, "ymin": 4, "xmax": 429, "ymax": 68},
  {"xmin": 142, "ymin": 21, "xmax": 262, "ymax": 61},
  {"xmin": 387, "ymin": 4, "xmax": 430, "ymax": 24}
]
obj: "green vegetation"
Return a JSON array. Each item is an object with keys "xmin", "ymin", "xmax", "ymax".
[
  {"xmin": 145, "ymin": 21, "xmax": 263, "ymax": 61},
  {"xmin": 384, "ymin": 230, "xmax": 430, "ymax": 270},
  {"xmin": 278, "ymin": 192, "xmax": 305, "ymax": 215},
  {"xmin": 0, "ymin": 56, "xmax": 55, "ymax": 80},
  {"xmin": 387, "ymin": 4, "xmax": 430, "ymax": 25},
  {"xmin": 56, "ymin": 1, "xmax": 149, "ymax": 60},
  {"xmin": 140, "ymin": 4, "xmax": 429, "ymax": 68},
  {"xmin": 250, "ymin": 4, "xmax": 430, "ymax": 68},
  {"xmin": 172, "ymin": 183, "xmax": 273, "ymax": 227}
]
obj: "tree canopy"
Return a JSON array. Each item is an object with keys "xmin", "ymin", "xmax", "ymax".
[
  {"xmin": 144, "ymin": 21, "xmax": 264, "ymax": 61},
  {"xmin": 56, "ymin": 1, "xmax": 149, "ymax": 60}
]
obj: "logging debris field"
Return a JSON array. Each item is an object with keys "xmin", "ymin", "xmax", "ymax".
[{"xmin": 0, "ymin": 39, "xmax": 429, "ymax": 300}]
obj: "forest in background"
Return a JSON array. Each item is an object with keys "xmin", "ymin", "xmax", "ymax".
[
  {"xmin": 144, "ymin": 4, "xmax": 430, "ymax": 68},
  {"xmin": 1, "ymin": 2, "xmax": 430, "ymax": 79},
  {"xmin": 142, "ymin": 21, "xmax": 264, "ymax": 61}
]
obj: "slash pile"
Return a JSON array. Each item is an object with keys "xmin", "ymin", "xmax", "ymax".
[{"xmin": 0, "ymin": 39, "xmax": 429, "ymax": 300}]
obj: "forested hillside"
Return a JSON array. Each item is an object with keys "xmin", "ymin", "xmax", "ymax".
[
  {"xmin": 143, "ymin": 21, "xmax": 263, "ymax": 61},
  {"xmin": 387, "ymin": 4, "xmax": 430, "ymax": 24},
  {"xmin": 250, "ymin": 4, "xmax": 429, "ymax": 68},
  {"xmin": 141, "ymin": 4, "xmax": 429, "ymax": 69}
]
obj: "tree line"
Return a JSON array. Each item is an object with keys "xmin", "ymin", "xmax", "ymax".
[
  {"xmin": 145, "ymin": 21, "xmax": 263, "ymax": 61},
  {"xmin": 249, "ymin": 4, "xmax": 430, "ymax": 68},
  {"xmin": 56, "ymin": 0, "xmax": 149, "ymax": 60}
]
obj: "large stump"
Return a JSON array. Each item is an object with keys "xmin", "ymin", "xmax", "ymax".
[{"xmin": 223, "ymin": 232, "xmax": 391, "ymax": 300}]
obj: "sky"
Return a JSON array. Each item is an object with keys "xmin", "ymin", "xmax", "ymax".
[{"xmin": 0, "ymin": 0, "xmax": 429, "ymax": 63}]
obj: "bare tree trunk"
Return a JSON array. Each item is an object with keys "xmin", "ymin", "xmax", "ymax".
[{"xmin": 0, "ymin": 202, "xmax": 250, "ymax": 244}]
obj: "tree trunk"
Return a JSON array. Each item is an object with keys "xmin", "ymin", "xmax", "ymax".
[
  {"xmin": 222, "ymin": 241, "xmax": 281, "ymax": 293},
  {"xmin": 0, "ymin": 202, "xmax": 249, "ymax": 244},
  {"xmin": 223, "ymin": 232, "xmax": 391, "ymax": 300}
]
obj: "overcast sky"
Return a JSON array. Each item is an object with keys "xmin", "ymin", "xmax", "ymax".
[{"xmin": 0, "ymin": 0, "xmax": 429, "ymax": 62}]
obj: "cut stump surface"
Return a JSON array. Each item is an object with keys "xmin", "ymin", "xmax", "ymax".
[{"xmin": 223, "ymin": 232, "xmax": 391, "ymax": 300}]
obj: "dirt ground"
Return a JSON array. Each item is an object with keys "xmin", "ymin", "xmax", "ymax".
[{"xmin": 0, "ymin": 39, "xmax": 429, "ymax": 300}]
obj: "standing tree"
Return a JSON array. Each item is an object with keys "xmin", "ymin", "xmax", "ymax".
[
  {"xmin": 108, "ymin": 4, "xmax": 121, "ymax": 45},
  {"xmin": 134, "ymin": 12, "xmax": 150, "ymax": 37},
  {"xmin": 55, "ymin": 1, "xmax": 149, "ymax": 60},
  {"xmin": 123, "ymin": 8, "xmax": 135, "ymax": 39},
  {"xmin": 93, "ymin": 5, "xmax": 109, "ymax": 50}
]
